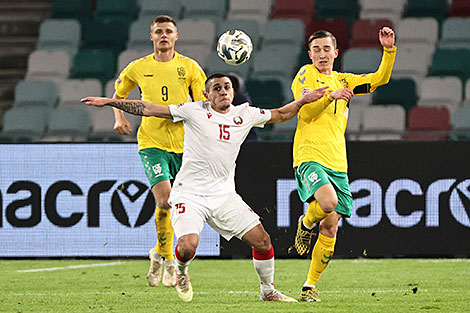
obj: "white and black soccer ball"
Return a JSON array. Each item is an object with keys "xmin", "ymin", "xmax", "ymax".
[{"xmin": 217, "ymin": 30, "xmax": 253, "ymax": 66}]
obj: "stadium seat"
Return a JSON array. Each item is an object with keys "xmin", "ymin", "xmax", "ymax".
[
  {"xmin": 439, "ymin": 18, "xmax": 470, "ymax": 50},
  {"xmin": 176, "ymin": 19, "xmax": 215, "ymax": 69},
  {"xmin": 359, "ymin": 105, "xmax": 406, "ymax": 140},
  {"xmin": 350, "ymin": 19, "xmax": 394, "ymax": 49},
  {"xmin": 217, "ymin": 19, "xmax": 261, "ymax": 49},
  {"xmin": 37, "ymin": 19, "xmax": 81, "ymax": 57},
  {"xmin": 89, "ymin": 105, "xmax": 140, "ymax": 140},
  {"xmin": 46, "ymin": 107, "xmax": 92, "ymax": 140},
  {"xmin": 345, "ymin": 102, "xmax": 368, "ymax": 140},
  {"xmin": 359, "ymin": 0, "xmax": 405, "ymax": 26},
  {"xmin": 26, "ymin": 50, "xmax": 71, "ymax": 87},
  {"xmin": 372, "ymin": 78, "xmax": 417, "ymax": 112},
  {"xmin": 127, "ymin": 19, "xmax": 153, "ymax": 51},
  {"xmin": 227, "ymin": 0, "xmax": 272, "ymax": 27},
  {"xmin": 246, "ymin": 79, "xmax": 284, "ymax": 109},
  {"xmin": 59, "ymin": 79, "xmax": 103, "ymax": 109},
  {"xmin": 451, "ymin": 106, "xmax": 470, "ymax": 140},
  {"xmin": 449, "ymin": 0, "xmax": 470, "ymax": 17},
  {"xmin": 251, "ymin": 47, "xmax": 299, "ymax": 81},
  {"xmin": 416, "ymin": 76, "xmax": 463, "ymax": 113},
  {"xmin": 262, "ymin": 19, "xmax": 305, "ymax": 52},
  {"xmin": 94, "ymin": 0, "xmax": 138, "ymax": 23},
  {"xmin": 428, "ymin": 49, "xmax": 470, "ymax": 84},
  {"xmin": 306, "ymin": 18, "xmax": 349, "ymax": 54},
  {"xmin": 182, "ymin": 0, "xmax": 227, "ymax": 24},
  {"xmin": 139, "ymin": 0, "xmax": 182, "ymax": 21},
  {"xmin": 403, "ymin": 106, "xmax": 450, "ymax": 140},
  {"xmin": 391, "ymin": 48, "xmax": 429, "ymax": 82},
  {"xmin": 341, "ymin": 48, "xmax": 382, "ymax": 74},
  {"xmin": 270, "ymin": 0, "xmax": 315, "ymax": 28},
  {"xmin": 206, "ymin": 51, "xmax": 251, "ymax": 79},
  {"xmin": 82, "ymin": 19, "xmax": 130, "ymax": 57},
  {"xmin": 396, "ymin": 17, "xmax": 439, "ymax": 47},
  {"xmin": 315, "ymin": 0, "xmax": 359, "ymax": 24},
  {"xmin": 13, "ymin": 80, "xmax": 58, "ymax": 108},
  {"xmin": 2, "ymin": 106, "xmax": 50, "ymax": 140},
  {"xmin": 404, "ymin": 0, "xmax": 448, "ymax": 21},
  {"xmin": 71, "ymin": 49, "xmax": 117, "ymax": 86},
  {"xmin": 465, "ymin": 79, "xmax": 470, "ymax": 101},
  {"xmin": 50, "ymin": 0, "xmax": 93, "ymax": 26}
]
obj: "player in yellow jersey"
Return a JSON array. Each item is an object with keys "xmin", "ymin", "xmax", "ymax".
[
  {"xmin": 291, "ymin": 27, "xmax": 396, "ymax": 302},
  {"xmin": 112, "ymin": 15, "xmax": 207, "ymax": 288}
]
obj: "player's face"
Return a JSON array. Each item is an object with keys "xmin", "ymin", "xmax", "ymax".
[
  {"xmin": 308, "ymin": 37, "xmax": 338, "ymax": 75},
  {"xmin": 207, "ymin": 77, "xmax": 234, "ymax": 113},
  {"xmin": 150, "ymin": 22, "xmax": 178, "ymax": 52}
]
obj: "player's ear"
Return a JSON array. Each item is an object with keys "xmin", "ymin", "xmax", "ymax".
[{"xmin": 203, "ymin": 90, "xmax": 208, "ymax": 100}]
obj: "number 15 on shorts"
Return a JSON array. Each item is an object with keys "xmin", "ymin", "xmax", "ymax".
[{"xmin": 175, "ymin": 203, "xmax": 186, "ymax": 215}]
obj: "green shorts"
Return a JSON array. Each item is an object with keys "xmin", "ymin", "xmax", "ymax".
[
  {"xmin": 294, "ymin": 161, "xmax": 352, "ymax": 217},
  {"xmin": 139, "ymin": 148, "xmax": 183, "ymax": 187}
]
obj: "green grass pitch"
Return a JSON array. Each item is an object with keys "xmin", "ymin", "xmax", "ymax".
[{"xmin": 1, "ymin": 258, "xmax": 469, "ymax": 312}]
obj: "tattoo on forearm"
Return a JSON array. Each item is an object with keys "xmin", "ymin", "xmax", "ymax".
[{"xmin": 107, "ymin": 101, "xmax": 145, "ymax": 115}]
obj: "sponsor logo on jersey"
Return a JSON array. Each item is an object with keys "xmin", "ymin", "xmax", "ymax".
[
  {"xmin": 207, "ymin": 112, "xmax": 212, "ymax": 119},
  {"xmin": 308, "ymin": 171, "xmax": 321, "ymax": 185},
  {"xmin": 233, "ymin": 116, "xmax": 243, "ymax": 125},
  {"xmin": 116, "ymin": 76, "xmax": 122, "ymax": 85},
  {"xmin": 152, "ymin": 163, "xmax": 163, "ymax": 178},
  {"xmin": 301, "ymin": 88, "xmax": 311, "ymax": 95}
]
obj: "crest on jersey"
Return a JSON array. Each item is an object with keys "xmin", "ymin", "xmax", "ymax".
[
  {"xmin": 301, "ymin": 88, "xmax": 311, "ymax": 95},
  {"xmin": 233, "ymin": 116, "xmax": 243, "ymax": 125},
  {"xmin": 177, "ymin": 67, "xmax": 186, "ymax": 77},
  {"xmin": 259, "ymin": 108, "xmax": 265, "ymax": 114}
]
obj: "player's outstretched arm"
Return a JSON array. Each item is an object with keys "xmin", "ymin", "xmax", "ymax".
[
  {"xmin": 268, "ymin": 87, "xmax": 329, "ymax": 124},
  {"xmin": 81, "ymin": 97, "xmax": 172, "ymax": 119}
]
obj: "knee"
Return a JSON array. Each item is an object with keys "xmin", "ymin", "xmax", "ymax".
[
  {"xmin": 177, "ymin": 236, "xmax": 197, "ymax": 260},
  {"xmin": 252, "ymin": 232, "xmax": 271, "ymax": 251},
  {"xmin": 156, "ymin": 197, "xmax": 170, "ymax": 209},
  {"xmin": 320, "ymin": 197, "xmax": 338, "ymax": 214}
]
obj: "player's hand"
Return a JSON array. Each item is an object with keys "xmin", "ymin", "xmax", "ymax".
[
  {"xmin": 80, "ymin": 96, "xmax": 109, "ymax": 107},
  {"xmin": 113, "ymin": 115, "xmax": 132, "ymax": 135},
  {"xmin": 329, "ymin": 88, "xmax": 354, "ymax": 101},
  {"xmin": 301, "ymin": 86, "xmax": 330, "ymax": 104},
  {"xmin": 379, "ymin": 27, "xmax": 395, "ymax": 49}
]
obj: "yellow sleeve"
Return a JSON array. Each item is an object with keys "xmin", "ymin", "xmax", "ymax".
[
  {"xmin": 339, "ymin": 46, "xmax": 397, "ymax": 95},
  {"xmin": 189, "ymin": 61, "xmax": 207, "ymax": 101},
  {"xmin": 114, "ymin": 63, "xmax": 138, "ymax": 98},
  {"xmin": 291, "ymin": 65, "xmax": 334, "ymax": 120}
]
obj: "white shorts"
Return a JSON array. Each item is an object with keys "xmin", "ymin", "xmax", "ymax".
[{"xmin": 168, "ymin": 191, "xmax": 260, "ymax": 241}]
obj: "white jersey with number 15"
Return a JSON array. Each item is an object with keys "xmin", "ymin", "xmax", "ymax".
[{"xmin": 169, "ymin": 100, "xmax": 271, "ymax": 196}]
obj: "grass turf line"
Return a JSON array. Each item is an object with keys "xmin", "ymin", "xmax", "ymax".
[{"xmin": 1, "ymin": 259, "xmax": 469, "ymax": 313}]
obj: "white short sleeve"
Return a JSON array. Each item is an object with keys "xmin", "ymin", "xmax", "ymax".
[
  {"xmin": 169, "ymin": 100, "xmax": 202, "ymax": 123},
  {"xmin": 248, "ymin": 106, "xmax": 272, "ymax": 128}
]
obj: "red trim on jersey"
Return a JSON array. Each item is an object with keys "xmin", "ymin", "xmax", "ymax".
[
  {"xmin": 175, "ymin": 245, "xmax": 195, "ymax": 262},
  {"xmin": 252, "ymin": 246, "xmax": 274, "ymax": 260}
]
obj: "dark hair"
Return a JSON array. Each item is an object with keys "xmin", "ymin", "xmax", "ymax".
[
  {"xmin": 308, "ymin": 30, "xmax": 337, "ymax": 49},
  {"xmin": 205, "ymin": 73, "xmax": 230, "ymax": 90},
  {"xmin": 151, "ymin": 15, "xmax": 177, "ymax": 28}
]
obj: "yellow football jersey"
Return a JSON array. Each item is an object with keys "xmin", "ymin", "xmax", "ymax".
[
  {"xmin": 291, "ymin": 46, "xmax": 396, "ymax": 172},
  {"xmin": 115, "ymin": 51, "xmax": 207, "ymax": 152}
]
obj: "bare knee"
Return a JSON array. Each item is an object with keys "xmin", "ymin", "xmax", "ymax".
[
  {"xmin": 177, "ymin": 236, "xmax": 198, "ymax": 260},
  {"xmin": 251, "ymin": 231, "xmax": 271, "ymax": 251},
  {"xmin": 319, "ymin": 197, "xmax": 338, "ymax": 214}
]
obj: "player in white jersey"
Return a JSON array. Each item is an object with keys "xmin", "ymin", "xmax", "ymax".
[{"xmin": 81, "ymin": 73, "xmax": 328, "ymax": 303}]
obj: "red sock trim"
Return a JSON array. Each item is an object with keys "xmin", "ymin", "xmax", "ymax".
[
  {"xmin": 252, "ymin": 245, "xmax": 274, "ymax": 260},
  {"xmin": 175, "ymin": 244, "xmax": 195, "ymax": 262}
]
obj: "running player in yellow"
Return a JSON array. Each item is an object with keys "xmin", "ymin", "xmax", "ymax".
[
  {"xmin": 291, "ymin": 27, "xmax": 396, "ymax": 302},
  {"xmin": 112, "ymin": 15, "xmax": 207, "ymax": 287}
]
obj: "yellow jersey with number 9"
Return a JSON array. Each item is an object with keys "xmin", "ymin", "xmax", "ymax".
[
  {"xmin": 115, "ymin": 52, "xmax": 207, "ymax": 152},
  {"xmin": 291, "ymin": 46, "xmax": 396, "ymax": 172}
]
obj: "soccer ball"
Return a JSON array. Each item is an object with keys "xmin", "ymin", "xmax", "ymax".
[{"xmin": 217, "ymin": 30, "xmax": 253, "ymax": 66}]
